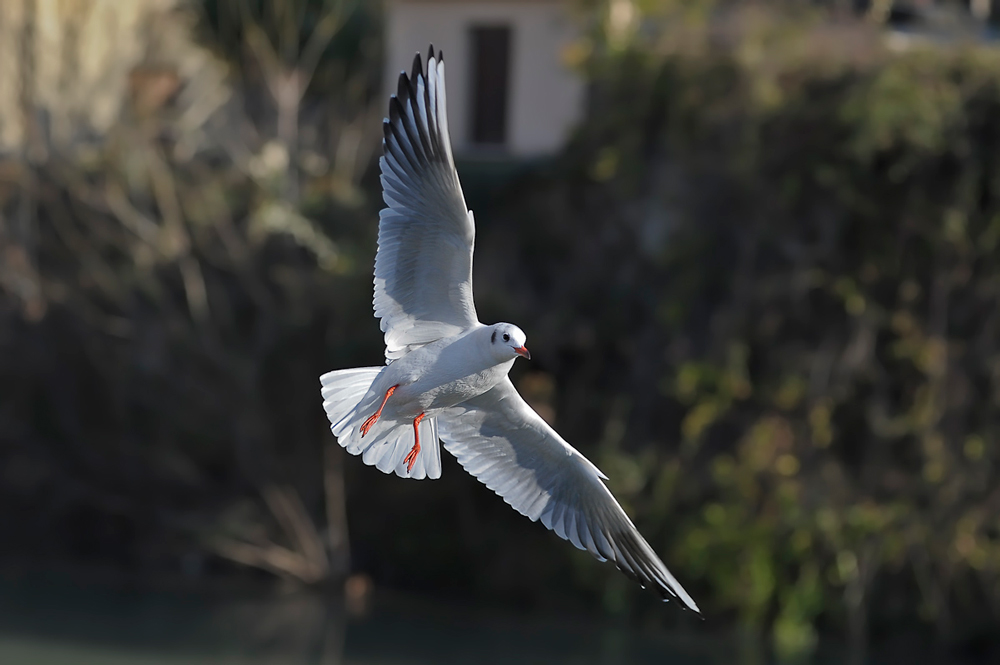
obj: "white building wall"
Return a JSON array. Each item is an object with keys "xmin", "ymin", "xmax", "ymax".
[{"xmin": 385, "ymin": 0, "xmax": 584, "ymax": 157}]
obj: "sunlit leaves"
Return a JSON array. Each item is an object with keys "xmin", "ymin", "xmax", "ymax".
[{"xmin": 569, "ymin": 6, "xmax": 1000, "ymax": 655}]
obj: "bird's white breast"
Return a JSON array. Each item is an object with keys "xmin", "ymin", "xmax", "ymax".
[{"xmin": 378, "ymin": 330, "xmax": 512, "ymax": 418}]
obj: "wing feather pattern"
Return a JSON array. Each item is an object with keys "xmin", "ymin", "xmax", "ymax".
[
  {"xmin": 439, "ymin": 378, "xmax": 700, "ymax": 613},
  {"xmin": 376, "ymin": 47, "xmax": 479, "ymax": 361}
]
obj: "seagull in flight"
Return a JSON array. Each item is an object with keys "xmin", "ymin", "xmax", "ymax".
[{"xmin": 320, "ymin": 46, "xmax": 699, "ymax": 613}]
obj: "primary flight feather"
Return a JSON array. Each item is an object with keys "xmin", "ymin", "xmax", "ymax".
[{"xmin": 320, "ymin": 46, "xmax": 699, "ymax": 613}]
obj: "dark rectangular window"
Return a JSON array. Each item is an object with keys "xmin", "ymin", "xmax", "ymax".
[{"xmin": 470, "ymin": 26, "xmax": 511, "ymax": 146}]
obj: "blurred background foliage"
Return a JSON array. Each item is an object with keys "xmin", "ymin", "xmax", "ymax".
[{"xmin": 2, "ymin": 0, "xmax": 1000, "ymax": 663}]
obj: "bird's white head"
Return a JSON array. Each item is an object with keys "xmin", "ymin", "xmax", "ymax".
[{"xmin": 488, "ymin": 323, "xmax": 530, "ymax": 362}]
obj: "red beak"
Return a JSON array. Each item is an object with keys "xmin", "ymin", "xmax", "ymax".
[{"xmin": 514, "ymin": 346, "xmax": 531, "ymax": 360}]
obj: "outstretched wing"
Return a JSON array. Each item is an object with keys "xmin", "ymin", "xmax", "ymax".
[
  {"xmin": 438, "ymin": 378, "xmax": 700, "ymax": 612},
  {"xmin": 376, "ymin": 46, "xmax": 479, "ymax": 361}
]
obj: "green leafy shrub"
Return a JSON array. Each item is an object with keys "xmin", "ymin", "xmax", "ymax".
[{"xmin": 480, "ymin": 5, "xmax": 1000, "ymax": 658}]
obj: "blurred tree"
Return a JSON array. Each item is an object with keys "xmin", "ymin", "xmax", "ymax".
[
  {"xmin": 0, "ymin": 0, "xmax": 381, "ymax": 586},
  {"xmin": 482, "ymin": 3, "xmax": 1000, "ymax": 661}
]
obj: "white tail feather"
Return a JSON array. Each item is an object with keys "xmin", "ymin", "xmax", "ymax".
[{"xmin": 320, "ymin": 368, "xmax": 442, "ymax": 480}]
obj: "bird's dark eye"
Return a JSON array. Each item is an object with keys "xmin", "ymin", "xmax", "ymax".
[{"xmin": 502, "ymin": 333, "xmax": 510, "ymax": 342}]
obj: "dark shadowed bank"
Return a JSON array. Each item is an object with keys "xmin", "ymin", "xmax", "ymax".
[{"xmin": 0, "ymin": 1, "xmax": 998, "ymax": 663}]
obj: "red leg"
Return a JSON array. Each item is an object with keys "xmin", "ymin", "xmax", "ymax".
[
  {"xmin": 360, "ymin": 384, "xmax": 398, "ymax": 437},
  {"xmin": 404, "ymin": 413, "xmax": 425, "ymax": 472}
]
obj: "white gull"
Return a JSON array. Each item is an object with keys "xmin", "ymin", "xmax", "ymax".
[{"xmin": 320, "ymin": 46, "xmax": 699, "ymax": 613}]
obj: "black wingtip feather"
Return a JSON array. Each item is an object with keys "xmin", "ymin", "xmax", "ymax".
[
  {"xmin": 412, "ymin": 52, "xmax": 423, "ymax": 79},
  {"xmin": 388, "ymin": 96, "xmax": 401, "ymax": 125},
  {"xmin": 405, "ymin": 59, "xmax": 420, "ymax": 101},
  {"xmin": 607, "ymin": 526, "xmax": 703, "ymax": 614},
  {"xmin": 396, "ymin": 72, "xmax": 410, "ymax": 103},
  {"xmin": 382, "ymin": 47, "xmax": 451, "ymax": 170}
]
